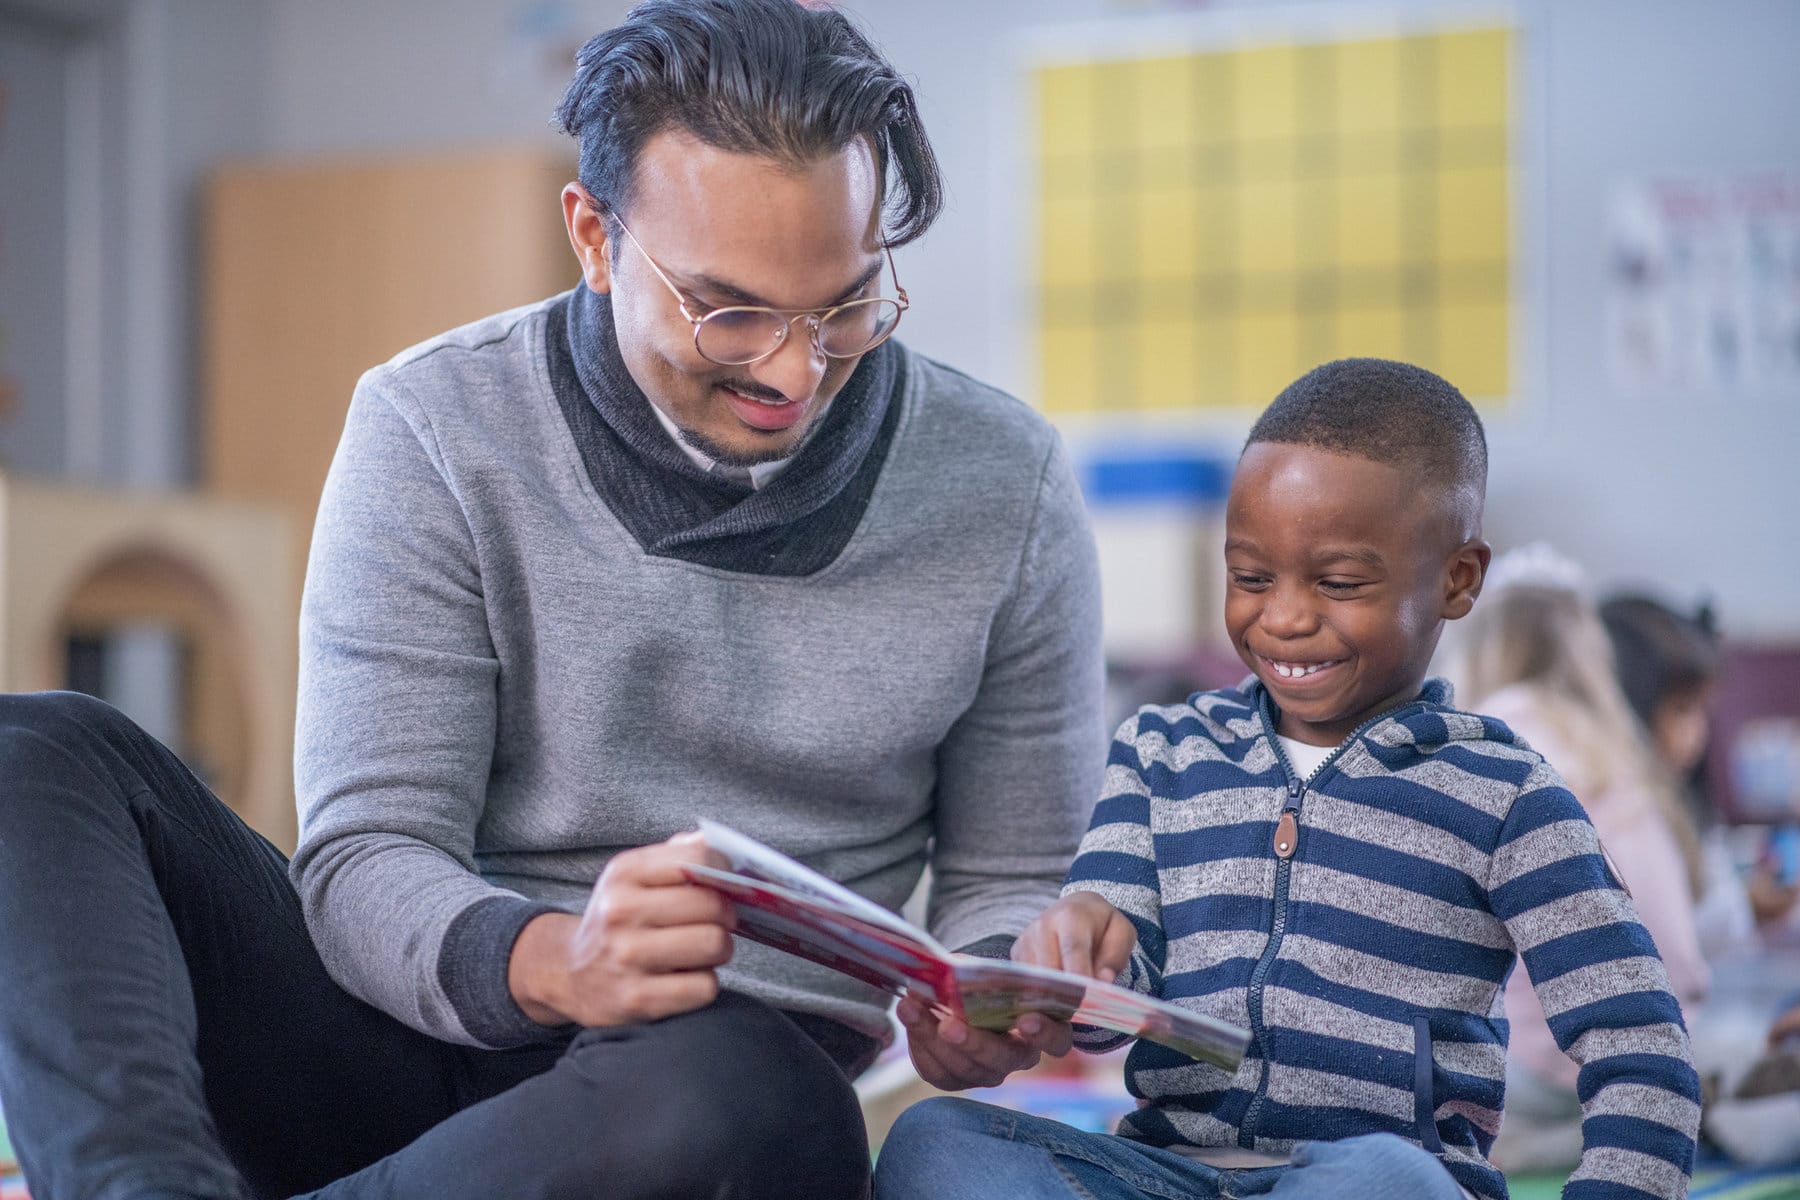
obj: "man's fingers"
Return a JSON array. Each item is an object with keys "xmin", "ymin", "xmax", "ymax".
[
  {"xmin": 597, "ymin": 968, "xmax": 720, "ymax": 1024},
  {"xmin": 615, "ymin": 923, "xmax": 735, "ymax": 972},
  {"xmin": 631, "ymin": 883, "xmax": 736, "ymax": 929},
  {"xmin": 601, "ymin": 834, "xmax": 728, "ymax": 887},
  {"xmin": 583, "ymin": 881, "xmax": 736, "ymax": 936}
]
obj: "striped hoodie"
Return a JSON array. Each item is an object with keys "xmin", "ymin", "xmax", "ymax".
[{"xmin": 1065, "ymin": 678, "xmax": 1700, "ymax": 1200}]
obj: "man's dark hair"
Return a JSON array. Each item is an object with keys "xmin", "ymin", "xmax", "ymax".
[
  {"xmin": 1245, "ymin": 357, "xmax": 1488, "ymax": 501},
  {"xmin": 554, "ymin": 0, "xmax": 943, "ymax": 247}
]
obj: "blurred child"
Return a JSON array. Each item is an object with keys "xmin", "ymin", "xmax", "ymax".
[
  {"xmin": 1601, "ymin": 595, "xmax": 1800, "ymax": 951},
  {"xmin": 1440, "ymin": 547, "xmax": 1710, "ymax": 1173},
  {"xmin": 875, "ymin": 359, "xmax": 1700, "ymax": 1200}
]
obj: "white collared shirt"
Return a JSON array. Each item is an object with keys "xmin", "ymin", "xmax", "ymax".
[{"xmin": 647, "ymin": 401, "xmax": 798, "ymax": 490}]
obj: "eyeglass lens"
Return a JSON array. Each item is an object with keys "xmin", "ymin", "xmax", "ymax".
[{"xmin": 695, "ymin": 300, "xmax": 902, "ymax": 365}]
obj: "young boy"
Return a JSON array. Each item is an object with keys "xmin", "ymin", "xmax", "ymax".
[{"xmin": 876, "ymin": 359, "xmax": 1700, "ymax": 1200}]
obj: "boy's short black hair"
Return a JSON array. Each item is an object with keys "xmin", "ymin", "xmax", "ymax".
[
  {"xmin": 554, "ymin": 0, "xmax": 943, "ymax": 247},
  {"xmin": 1245, "ymin": 358, "xmax": 1488, "ymax": 505}
]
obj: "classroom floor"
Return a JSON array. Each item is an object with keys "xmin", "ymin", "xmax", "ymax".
[{"xmin": 1511, "ymin": 1165, "xmax": 1800, "ymax": 1200}]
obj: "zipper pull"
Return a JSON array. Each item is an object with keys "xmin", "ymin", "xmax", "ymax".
[{"xmin": 1273, "ymin": 809, "xmax": 1298, "ymax": 859}]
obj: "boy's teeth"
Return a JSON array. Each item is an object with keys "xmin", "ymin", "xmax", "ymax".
[{"xmin": 1273, "ymin": 661, "xmax": 1325, "ymax": 678}]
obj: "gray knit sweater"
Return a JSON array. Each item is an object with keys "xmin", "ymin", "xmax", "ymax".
[{"xmin": 292, "ymin": 295, "xmax": 1106, "ymax": 1048}]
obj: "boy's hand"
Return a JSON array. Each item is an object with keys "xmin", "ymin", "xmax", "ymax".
[
  {"xmin": 896, "ymin": 995, "xmax": 1072, "ymax": 1090},
  {"xmin": 1012, "ymin": 891, "xmax": 1137, "ymax": 983}
]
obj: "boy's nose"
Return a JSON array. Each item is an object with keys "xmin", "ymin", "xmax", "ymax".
[{"xmin": 1259, "ymin": 587, "xmax": 1320, "ymax": 637}]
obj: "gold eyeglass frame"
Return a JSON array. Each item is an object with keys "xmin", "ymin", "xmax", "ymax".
[{"xmin": 594, "ymin": 198, "xmax": 909, "ymax": 366}]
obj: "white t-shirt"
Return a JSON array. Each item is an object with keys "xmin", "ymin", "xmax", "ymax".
[{"xmin": 1277, "ymin": 734, "xmax": 1336, "ymax": 782}]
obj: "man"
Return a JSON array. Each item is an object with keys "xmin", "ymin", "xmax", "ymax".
[{"xmin": 0, "ymin": 1, "xmax": 1102, "ymax": 1197}]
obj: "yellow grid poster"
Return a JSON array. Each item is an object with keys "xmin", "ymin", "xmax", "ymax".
[{"xmin": 1033, "ymin": 25, "xmax": 1514, "ymax": 413}]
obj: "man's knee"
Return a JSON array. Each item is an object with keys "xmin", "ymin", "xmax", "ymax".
[
  {"xmin": 560, "ymin": 993, "xmax": 871, "ymax": 1197},
  {"xmin": 0, "ymin": 690, "xmax": 125, "ymax": 744},
  {"xmin": 0, "ymin": 691, "xmax": 142, "ymax": 807}
]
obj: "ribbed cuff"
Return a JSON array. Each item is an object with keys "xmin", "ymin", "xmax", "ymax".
[
  {"xmin": 953, "ymin": 933, "xmax": 1017, "ymax": 962},
  {"xmin": 437, "ymin": 893, "xmax": 566, "ymax": 1047}
]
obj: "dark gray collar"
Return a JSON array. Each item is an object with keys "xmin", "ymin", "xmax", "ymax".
[{"xmin": 548, "ymin": 286, "xmax": 904, "ymax": 575}]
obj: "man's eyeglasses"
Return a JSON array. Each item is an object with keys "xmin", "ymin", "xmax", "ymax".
[{"xmin": 601, "ymin": 202, "xmax": 909, "ymax": 367}]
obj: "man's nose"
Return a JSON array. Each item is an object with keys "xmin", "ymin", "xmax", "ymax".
[{"xmin": 750, "ymin": 315, "xmax": 830, "ymax": 402}]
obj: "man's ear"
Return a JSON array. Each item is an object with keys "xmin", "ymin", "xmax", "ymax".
[
  {"xmin": 1441, "ymin": 538, "xmax": 1491, "ymax": 621},
  {"xmin": 561, "ymin": 182, "xmax": 613, "ymax": 294}
]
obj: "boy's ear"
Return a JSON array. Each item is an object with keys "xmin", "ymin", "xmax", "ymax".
[{"xmin": 1441, "ymin": 538, "xmax": 1491, "ymax": 621}]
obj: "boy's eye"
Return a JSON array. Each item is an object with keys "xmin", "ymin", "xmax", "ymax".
[
  {"xmin": 1230, "ymin": 573, "xmax": 1270, "ymax": 590},
  {"xmin": 1319, "ymin": 579, "xmax": 1365, "ymax": 595}
]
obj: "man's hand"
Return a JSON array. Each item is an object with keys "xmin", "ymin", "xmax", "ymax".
[
  {"xmin": 508, "ymin": 832, "xmax": 737, "ymax": 1028},
  {"xmin": 1011, "ymin": 891, "xmax": 1137, "ymax": 983},
  {"xmin": 896, "ymin": 995, "xmax": 1072, "ymax": 1091}
]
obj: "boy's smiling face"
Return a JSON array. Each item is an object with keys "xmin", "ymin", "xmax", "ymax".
[{"xmin": 1224, "ymin": 441, "xmax": 1489, "ymax": 746}]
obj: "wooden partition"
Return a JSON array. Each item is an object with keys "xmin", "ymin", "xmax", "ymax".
[
  {"xmin": 200, "ymin": 148, "xmax": 577, "ymax": 609},
  {"xmin": 0, "ymin": 472, "xmax": 296, "ymax": 847}
]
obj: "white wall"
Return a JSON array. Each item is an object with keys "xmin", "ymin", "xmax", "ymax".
[
  {"xmin": 838, "ymin": 0, "xmax": 1800, "ymax": 639},
  {"xmin": 0, "ymin": 0, "xmax": 269, "ymax": 486},
  {"xmin": 260, "ymin": 0, "xmax": 627, "ymax": 158},
  {"xmin": 1489, "ymin": 0, "xmax": 1800, "ymax": 639},
  {"xmin": 58, "ymin": 0, "xmax": 1800, "ymax": 636}
]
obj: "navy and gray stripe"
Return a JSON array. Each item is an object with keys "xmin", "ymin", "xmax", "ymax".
[{"xmin": 1064, "ymin": 677, "xmax": 1698, "ymax": 1200}]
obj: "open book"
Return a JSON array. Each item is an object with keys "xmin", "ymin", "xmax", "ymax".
[{"xmin": 684, "ymin": 821, "xmax": 1249, "ymax": 1071}]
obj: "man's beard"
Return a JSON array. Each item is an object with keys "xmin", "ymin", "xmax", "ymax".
[
  {"xmin": 679, "ymin": 381, "xmax": 819, "ymax": 468},
  {"xmin": 678, "ymin": 421, "xmax": 799, "ymax": 468}
]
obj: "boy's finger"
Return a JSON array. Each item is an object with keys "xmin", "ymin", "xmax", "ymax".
[
  {"xmin": 1010, "ymin": 925, "xmax": 1049, "ymax": 967},
  {"xmin": 1056, "ymin": 922, "xmax": 1093, "ymax": 980},
  {"xmin": 936, "ymin": 1013, "xmax": 972, "ymax": 1048},
  {"xmin": 1015, "ymin": 1014, "xmax": 1074, "ymax": 1056},
  {"xmin": 1096, "ymin": 914, "xmax": 1138, "ymax": 980},
  {"xmin": 912, "ymin": 1024, "xmax": 993, "ymax": 1086},
  {"xmin": 953, "ymin": 1022, "xmax": 1038, "ymax": 1077},
  {"xmin": 908, "ymin": 1035, "xmax": 975, "ymax": 1091}
]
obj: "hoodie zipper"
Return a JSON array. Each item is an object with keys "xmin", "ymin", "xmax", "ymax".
[{"xmin": 1235, "ymin": 691, "xmax": 1431, "ymax": 1148}]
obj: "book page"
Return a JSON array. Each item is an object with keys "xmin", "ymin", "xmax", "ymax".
[
  {"xmin": 681, "ymin": 862, "xmax": 960, "ymax": 1010},
  {"xmin": 950, "ymin": 956, "xmax": 1249, "ymax": 1071},
  {"xmin": 697, "ymin": 819, "xmax": 938, "ymax": 948},
  {"xmin": 687, "ymin": 823, "xmax": 1249, "ymax": 1069}
]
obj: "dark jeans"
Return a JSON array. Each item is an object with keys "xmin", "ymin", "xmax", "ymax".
[{"xmin": 0, "ymin": 692, "xmax": 873, "ymax": 1200}]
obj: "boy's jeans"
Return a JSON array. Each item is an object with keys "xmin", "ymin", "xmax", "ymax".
[{"xmin": 874, "ymin": 1097, "xmax": 1471, "ymax": 1200}]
